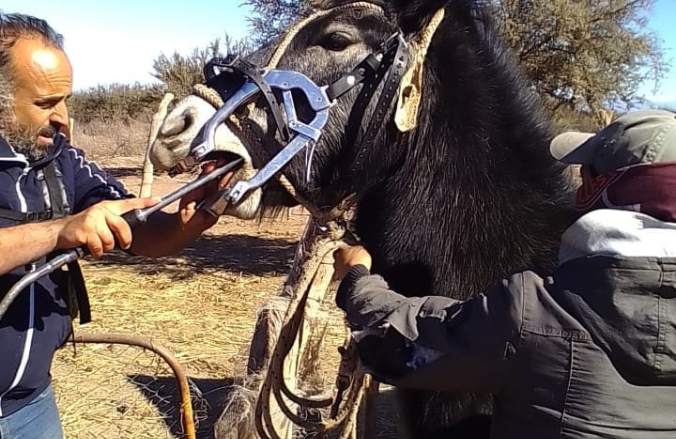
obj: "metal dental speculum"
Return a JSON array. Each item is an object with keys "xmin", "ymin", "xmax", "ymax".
[
  {"xmin": 175, "ymin": 59, "xmax": 335, "ymax": 207},
  {"xmin": 175, "ymin": 32, "xmax": 409, "ymax": 208}
]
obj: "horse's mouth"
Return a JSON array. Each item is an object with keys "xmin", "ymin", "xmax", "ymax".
[
  {"xmin": 222, "ymin": 113, "xmax": 276, "ymax": 170},
  {"xmin": 221, "ymin": 109, "xmax": 295, "ymax": 199}
]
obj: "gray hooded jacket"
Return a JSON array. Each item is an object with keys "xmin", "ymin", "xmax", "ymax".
[{"xmin": 337, "ymin": 209, "xmax": 676, "ymax": 438}]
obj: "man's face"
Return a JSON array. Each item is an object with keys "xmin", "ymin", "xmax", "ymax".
[{"xmin": 0, "ymin": 37, "xmax": 72, "ymax": 159}]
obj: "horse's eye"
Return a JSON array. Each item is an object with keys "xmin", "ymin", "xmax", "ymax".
[{"xmin": 318, "ymin": 32, "xmax": 354, "ymax": 52}]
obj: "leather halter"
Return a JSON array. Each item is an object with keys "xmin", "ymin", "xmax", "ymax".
[{"xmin": 184, "ymin": 1, "xmax": 456, "ymax": 215}]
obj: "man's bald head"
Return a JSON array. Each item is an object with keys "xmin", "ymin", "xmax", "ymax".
[
  {"xmin": 0, "ymin": 12, "xmax": 64, "ymax": 81},
  {"xmin": 0, "ymin": 13, "xmax": 71, "ymax": 159}
]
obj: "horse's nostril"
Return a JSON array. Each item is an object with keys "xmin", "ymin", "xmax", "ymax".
[{"xmin": 162, "ymin": 111, "xmax": 194, "ymax": 138}]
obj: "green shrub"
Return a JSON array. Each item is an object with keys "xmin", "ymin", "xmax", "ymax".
[
  {"xmin": 550, "ymin": 107, "xmax": 600, "ymax": 133},
  {"xmin": 69, "ymin": 33, "xmax": 254, "ymax": 127}
]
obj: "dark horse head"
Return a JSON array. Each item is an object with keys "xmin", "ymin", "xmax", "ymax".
[{"xmin": 151, "ymin": 0, "xmax": 577, "ymax": 437}]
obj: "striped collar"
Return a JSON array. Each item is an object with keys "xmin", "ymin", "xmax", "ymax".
[
  {"xmin": 0, "ymin": 136, "xmax": 27, "ymax": 164},
  {"xmin": 0, "ymin": 134, "xmax": 65, "ymax": 169}
]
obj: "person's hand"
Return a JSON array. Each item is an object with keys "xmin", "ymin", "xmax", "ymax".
[
  {"xmin": 56, "ymin": 197, "xmax": 160, "ymax": 258},
  {"xmin": 178, "ymin": 159, "xmax": 235, "ymax": 231},
  {"xmin": 333, "ymin": 245, "xmax": 372, "ymax": 280}
]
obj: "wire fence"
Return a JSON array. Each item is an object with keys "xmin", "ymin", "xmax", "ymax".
[{"xmin": 51, "ymin": 332, "xmax": 210, "ymax": 439}]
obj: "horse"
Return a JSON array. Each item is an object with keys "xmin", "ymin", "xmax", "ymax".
[{"xmin": 149, "ymin": 0, "xmax": 577, "ymax": 437}]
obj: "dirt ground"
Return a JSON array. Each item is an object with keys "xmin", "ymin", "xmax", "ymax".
[{"xmin": 49, "ymin": 156, "xmax": 345, "ymax": 439}]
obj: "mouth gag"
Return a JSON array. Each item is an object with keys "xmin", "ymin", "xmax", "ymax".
[{"xmin": 173, "ymin": 32, "xmax": 410, "ymax": 212}]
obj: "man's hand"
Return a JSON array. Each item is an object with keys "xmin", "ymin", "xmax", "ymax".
[
  {"xmin": 129, "ymin": 160, "xmax": 236, "ymax": 258},
  {"xmin": 333, "ymin": 245, "xmax": 373, "ymax": 279},
  {"xmin": 56, "ymin": 197, "xmax": 160, "ymax": 258},
  {"xmin": 178, "ymin": 159, "xmax": 235, "ymax": 232}
]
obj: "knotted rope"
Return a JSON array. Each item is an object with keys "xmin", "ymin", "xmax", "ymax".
[{"xmin": 253, "ymin": 214, "xmax": 371, "ymax": 439}]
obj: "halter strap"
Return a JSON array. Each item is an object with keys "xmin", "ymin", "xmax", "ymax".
[
  {"xmin": 342, "ymin": 34, "xmax": 410, "ymax": 188},
  {"xmin": 204, "ymin": 56, "xmax": 292, "ymax": 143}
]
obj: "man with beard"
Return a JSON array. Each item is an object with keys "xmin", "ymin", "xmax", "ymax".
[{"xmin": 0, "ymin": 12, "xmax": 228, "ymax": 438}]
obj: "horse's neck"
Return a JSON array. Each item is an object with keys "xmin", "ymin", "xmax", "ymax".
[
  {"xmin": 350, "ymin": 25, "xmax": 575, "ymax": 299},
  {"xmin": 354, "ymin": 134, "xmax": 572, "ymax": 300}
]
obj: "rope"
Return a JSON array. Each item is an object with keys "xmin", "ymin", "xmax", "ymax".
[{"xmin": 253, "ymin": 216, "xmax": 368, "ymax": 439}]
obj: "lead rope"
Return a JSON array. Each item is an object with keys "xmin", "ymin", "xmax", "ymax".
[
  {"xmin": 191, "ymin": 4, "xmax": 445, "ymax": 438},
  {"xmin": 254, "ymin": 217, "xmax": 370, "ymax": 439},
  {"xmin": 191, "ymin": 81, "xmax": 367, "ymax": 437}
]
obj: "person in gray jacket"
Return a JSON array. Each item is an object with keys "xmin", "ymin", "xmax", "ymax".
[{"xmin": 333, "ymin": 109, "xmax": 676, "ymax": 438}]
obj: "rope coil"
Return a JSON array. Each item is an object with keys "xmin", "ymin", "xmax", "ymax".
[{"xmin": 252, "ymin": 217, "xmax": 366, "ymax": 439}]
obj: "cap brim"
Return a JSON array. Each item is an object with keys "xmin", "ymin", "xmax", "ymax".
[{"xmin": 550, "ymin": 132, "xmax": 596, "ymax": 164}]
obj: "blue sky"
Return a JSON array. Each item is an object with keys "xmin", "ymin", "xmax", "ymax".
[
  {"xmin": 640, "ymin": 0, "xmax": 676, "ymax": 106},
  {"xmin": 2, "ymin": 0, "xmax": 675, "ymax": 106},
  {"xmin": 0, "ymin": 0, "xmax": 254, "ymax": 90}
]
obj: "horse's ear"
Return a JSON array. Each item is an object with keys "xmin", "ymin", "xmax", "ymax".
[{"xmin": 384, "ymin": 0, "xmax": 448, "ymax": 36}]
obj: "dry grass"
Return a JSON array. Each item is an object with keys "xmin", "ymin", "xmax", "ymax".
[
  {"xmin": 52, "ymin": 249, "xmax": 287, "ymax": 439},
  {"xmin": 54, "ymin": 343, "xmax": 190, "ymax": 439},
  {"xmin": 50, "ymin": 160, "xmax": 350, "ymax": 439}
]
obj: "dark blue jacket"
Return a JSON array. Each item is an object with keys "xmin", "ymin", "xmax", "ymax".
[{"xmin": 0, "ymin": 134, "xmax": 131, "ymax": 417}]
